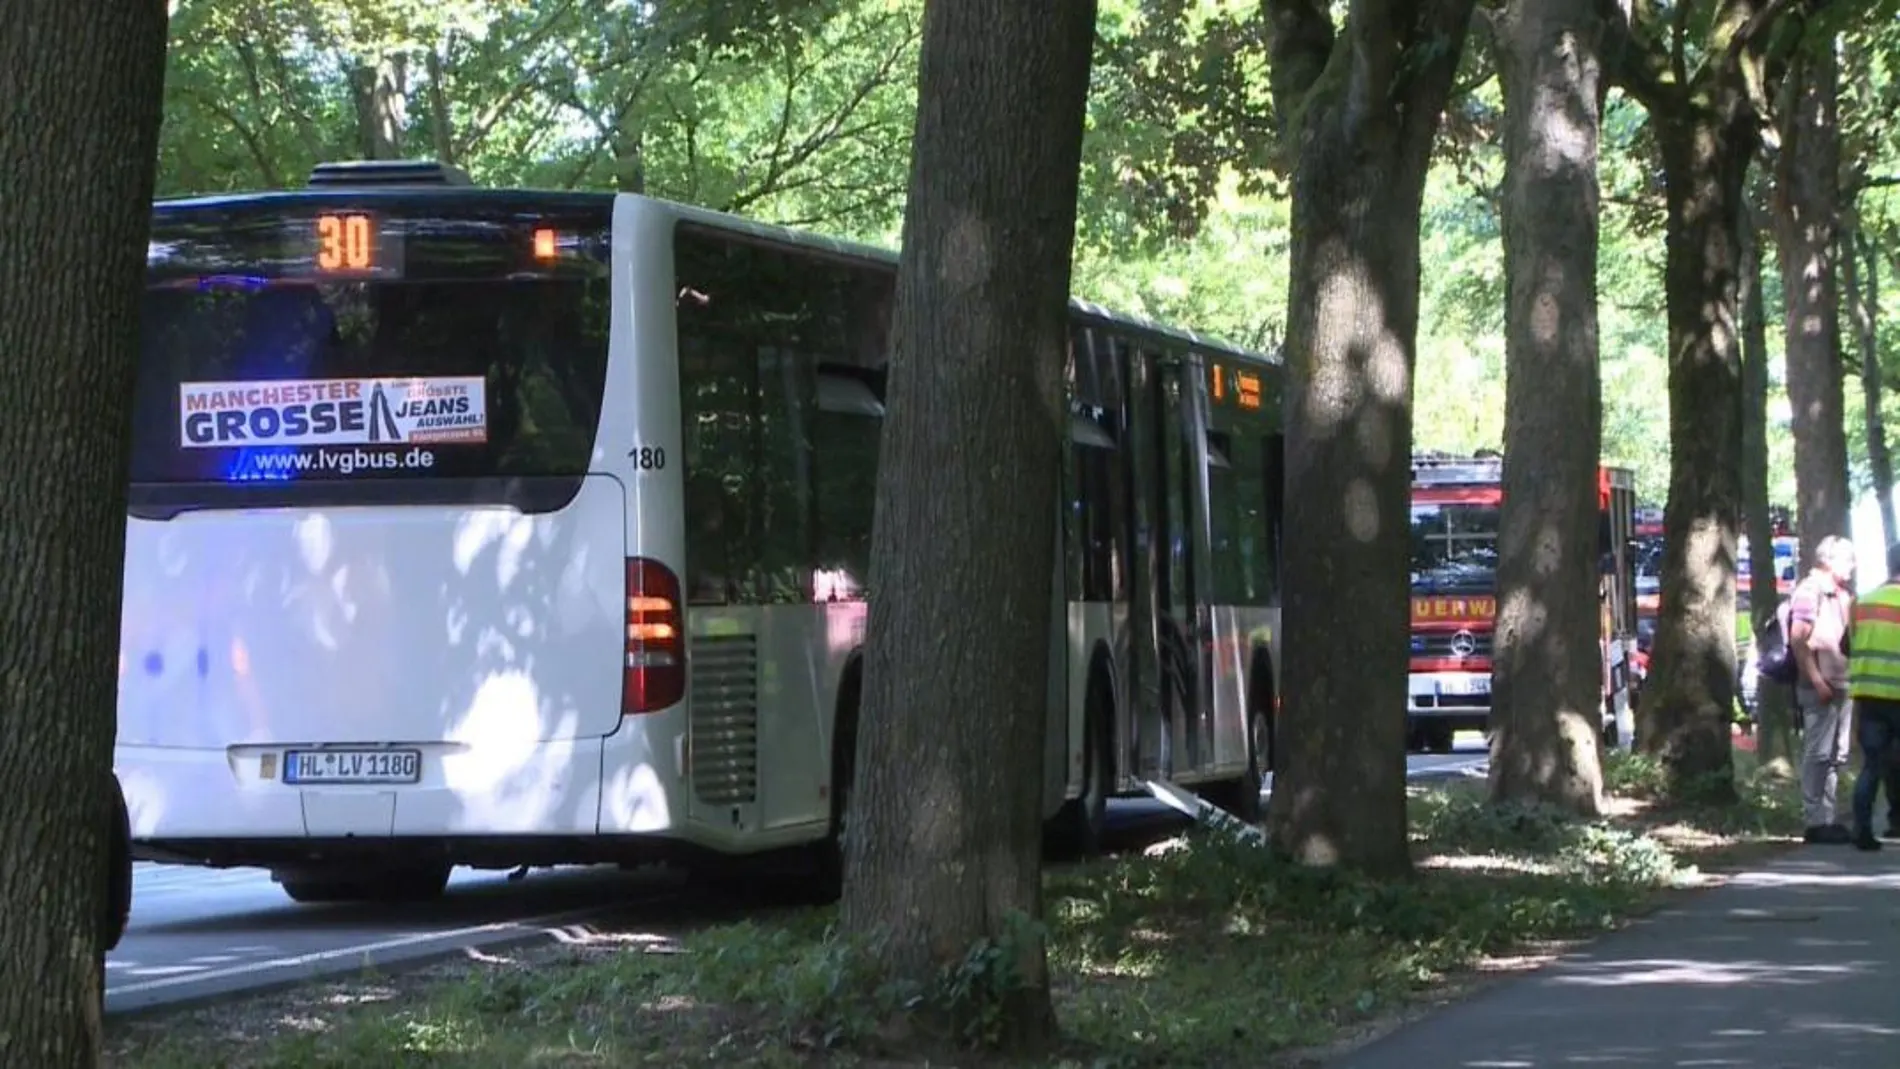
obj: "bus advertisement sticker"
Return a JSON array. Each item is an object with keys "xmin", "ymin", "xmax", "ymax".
[{"xmin": 176, "ymin": 375, "xmax": 489, "ymax": 449}]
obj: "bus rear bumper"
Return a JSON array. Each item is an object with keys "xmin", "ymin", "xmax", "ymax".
[{"xmin": 115, "ymin": 738, "xmax": 616, "ymax": 851}]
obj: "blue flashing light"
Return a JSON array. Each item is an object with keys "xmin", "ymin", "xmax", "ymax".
[
  {"xmin": 221, "ymin": 447, "xmax": 301, "ymax": 483},
  {"xmin": 196, "ymin": 274, "xmax": 271, "ymax": 292}
]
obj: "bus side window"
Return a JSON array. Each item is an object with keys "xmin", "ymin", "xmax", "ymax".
[
  {"xmin": 1256, "ymin": 431, "xmax": 1284, "ymax": 605},
  {"xmin": 1204, "ymin": 430, "xmax": 1252, "ymax": 605},
  {"xmin": 675, "ymin": 236, "xmax": 767, "ymax": 604},
  {"xmin": 1067, "ymin": 326, "xmax": 1120, "ymax": 604},
  {"xmin": 808, "ymin": 270, "xmax": 892, "ymax": 603},
  {"xmin": 677, "ymin": 330, "xmax": 753, "ymax": 605},
  {"xmin": 756, "ymin": 343, "xmax": 814, "ymax": 604},
  {"xmin": 811, "ymin": 374, "xmax": 881, "ymax": 601}
]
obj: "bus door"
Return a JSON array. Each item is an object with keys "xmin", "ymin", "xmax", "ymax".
[{"xmin": 1124, "ymin": 347, "xmax": 1208, "ymax": 779}]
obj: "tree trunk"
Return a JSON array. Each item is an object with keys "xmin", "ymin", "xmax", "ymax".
[
  {"xmin": 612, "ymin": 116, "xmax": 647, "ymax": 195},
  {"xmin": 350, "ymin": 54, "xmax": 409, "ymax": 159},
  {"xmin": 424, "ymin": 48, "xmax": 457, "ymax": 165},
  {"xmin": 1773, "ymin": 44, "xmax": 1850, "ymax": 566},
  {"xmin": 0, "ymin": 1, "xmax": 169, "ymax": 1064},
  {"xmin": 1487, "ymin": 0, "xmax": 1608, "ymax": 816},
  {"xmin": 1639, "ymin": 99, "xmax": 1754, "ymax": 794},
  {"xmin": 840, "ymin": 0, "xmax": 1096, "ymax": 1048},
  {"xmin": 1262, "ymin": 0, "xmax": 1476, "ymax": 875},
  {"xmin": 1742, "ymin": 199, "xmax": 1795, "ymax": 774},
  {"xmin": 1846, "ymin": 219, "xmax": 1894, "ymax": 549}
]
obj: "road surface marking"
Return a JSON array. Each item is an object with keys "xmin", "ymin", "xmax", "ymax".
[{"xmin": 108, "ymin": 903, "xmax": 616, "ymax": 999}]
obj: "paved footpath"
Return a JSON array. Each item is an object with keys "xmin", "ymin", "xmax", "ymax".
[{"xmin": 1339, "ymin": 844, "xmax": 1900, "ymax": 1068}]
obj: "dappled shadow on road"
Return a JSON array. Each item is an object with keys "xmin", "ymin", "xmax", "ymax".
[{"xmin": 1338, "ymin": 852, "xmax": 1900, "ymax": 1068}]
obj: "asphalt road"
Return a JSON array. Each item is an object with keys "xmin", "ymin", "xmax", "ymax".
[{"xmin": 106, "ymin": 738, "xmax": 1489, "ymax": 1016}]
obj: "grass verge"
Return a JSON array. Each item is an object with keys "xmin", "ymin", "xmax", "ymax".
[{"xmin": 108, "ymin": 751, "xmax": 1802, "ymax": 1069}]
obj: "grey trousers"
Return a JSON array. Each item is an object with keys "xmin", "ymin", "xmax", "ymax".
[{"xmin": 1800, "ymin": 691, "xmax": 1854, "ymax": 827}]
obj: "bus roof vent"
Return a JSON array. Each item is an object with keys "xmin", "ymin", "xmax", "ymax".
[{"xmin": 305, "ymin": 159, "xmax": 475, "ymax": 189}]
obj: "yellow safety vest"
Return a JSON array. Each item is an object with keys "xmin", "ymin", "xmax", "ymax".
[{"xmin": 1848, "ymin": 581, "xmax": 1900, "ymax": 701}]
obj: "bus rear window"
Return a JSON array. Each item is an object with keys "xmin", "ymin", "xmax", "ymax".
[{"xmin": 132, "ymin": 198, "xmax": 612, "ymax": 490}]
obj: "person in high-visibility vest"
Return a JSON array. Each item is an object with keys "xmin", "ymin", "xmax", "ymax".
[{"xmin": 1845, "ymin": 540, "xmax": 1900, "ymax": 851}]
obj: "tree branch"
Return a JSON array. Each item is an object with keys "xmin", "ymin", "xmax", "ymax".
[
  {"xmin": 189, "ymin": 91, "xmax": 281, "ymax": 188},
  {"xmin": 1264, "ymin": 0, "xmax": 1336, "ymax": 139},
  {"xmin": 1725, "ymin": 0, "xmax": 1830, "ymax": 61},
  {"xmin": 1396, "ymin": 0, "xmax": 1483, "ymax": 166},
  {"xmin": 1600, "ymin": 0, "xmax": 1676, "ymax": 112},
  {"xmin": 1670, "ymin": 0, "xmax": 1693, "ymax": 89},
  {"xmin": 454, "ymin": 2, "xmax": 580, "ymax": 161},
  {"xmin": 1455, "ymin": 3, "xmax": 1500, "ymax": 97}
]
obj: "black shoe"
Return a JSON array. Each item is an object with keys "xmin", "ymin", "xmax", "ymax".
[
  {"xmin": 1805, "ymin": 824, "xmax": 1854, "ymax": 844},
  {"xmin": 1856, "ymin": 829, "xmax": 1883, "ymax": 851}
]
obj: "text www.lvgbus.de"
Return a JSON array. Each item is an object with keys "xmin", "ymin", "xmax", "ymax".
[{"xmin": 246, "ymin": 447, "xmax": 438, "ymax": 476}]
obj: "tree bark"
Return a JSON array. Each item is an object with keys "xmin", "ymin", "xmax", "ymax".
[
  {"xmin": 1601, "ymin": 0, "xmax": 1826, "ymax": 796},
  {"xmin": 1846, "ymin": 218, "xmax": 1894, "ymax": 550},
  {"xmin": 1742, "ymin": 198, "xmax": 1795, "ymax": 773},
  {"xmin": 350, "ymin": 54, "xmax": 409, "ymax": 159},
  {"xmin": 612, "ymin": 116, "xmax": 648, "ymax": 195},
  {"xmin": 1488, "ymin": 0, "xmax": 1608, "ymax": 817},
  {"xmin": 1262, "ymin": 0, "xmax": 1476, "ymax": 875},
  {"xmin": 840, "ymin": 0, "xmax": 1096, "ymax": 1047},
  {"xmin": 0, "ymin": 1, "xmax": 169, "ymax": 1064},
  {"xmin": 424, "ymin": 48, "xmax": 458, "ymax": 166},
  {"xmin": 1773, "ymin": 43, "xmax": 1850, "ymax": 566},
  {"xmin": 1638, "ymin": 97, "xmax": 1754, "ymax": 793}
]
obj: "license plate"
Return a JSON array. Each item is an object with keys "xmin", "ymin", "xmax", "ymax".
[
  {"xmin": 283, "ymin": 749, "xmax": 422, "ymax": 785},
  {"xmin": 1438, "ymin": 677, "xmax": 1490, "ymax": 697}
]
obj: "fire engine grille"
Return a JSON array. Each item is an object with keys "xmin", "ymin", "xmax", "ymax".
[{"xmin": 1413, "ymin": 631, "xmax": 1494, "ymax": 658}]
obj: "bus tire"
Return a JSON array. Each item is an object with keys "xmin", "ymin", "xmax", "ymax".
[
  {"xmin": 808, "ymin": 659, "xmax": 861, "ymax": 903},
  {"xmin": 1201, "ymin": 651, "xmax": 1269, "ymax": 824},
  {"xmin": 1049, "ymin": 659, "xmax": 1112, "ymax": 860},
  {"xmin": 102, "ymin": 772, "xmax": 133, "ymax": 954},
  {"xmin": 277, "ymin": 862, "xmax": 450, "ymax": 905},
  {"xmin": 278, "ymin": 875, "xmax": 362, "ymax": 904},
  {"xmin": 369, "ymin": 863, "xmax": 452, "ymax": 903}
]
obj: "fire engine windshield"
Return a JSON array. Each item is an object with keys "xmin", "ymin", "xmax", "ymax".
[
  {"xmin": 1635, "ymin": 540, "xmax": 1664, "ymax": 594},
  {"xmin": 1410, "ymin": 502, "xmax": 1499, "ymax": 594}
]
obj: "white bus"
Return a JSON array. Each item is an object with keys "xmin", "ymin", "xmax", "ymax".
[{"xmin": 116, "ymin": 160, "xmax": 1286, "ymax": 903}]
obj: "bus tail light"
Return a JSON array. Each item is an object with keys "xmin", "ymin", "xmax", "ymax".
[{"xmin": 623, "ymin": 557, "xmax": 684, "ymax": 715}]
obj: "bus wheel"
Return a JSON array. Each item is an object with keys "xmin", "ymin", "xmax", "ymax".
[
  {"xmin": 1202, "ymin": 692, "xmax": 1268, "ymax": 825},
  {"xmin": 277, "ymin": 874, "xmax": 361, "ymax": 904},
  {"xmin": 1049, "ymin": 671, "xmax": 1111, "ymax": 861},
  {"xmin": 102, "ymin": 773, "xmax": 133, "ymax": 954},
  {"xmin": 806, "ymin": 669, "xmax": 860, "ymax": 903},
  {"xmin": 369, "ymin": 863, "xmax": 452, "ymax": 903},
  {"xmin": 277, "ymin": 863, "xmax": 450, "ymax": 905}
]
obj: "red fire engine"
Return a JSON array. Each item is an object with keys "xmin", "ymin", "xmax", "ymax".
[{"xmin": 1407, "ymin": 453, "xmax": 1641, "ymax": 752}]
